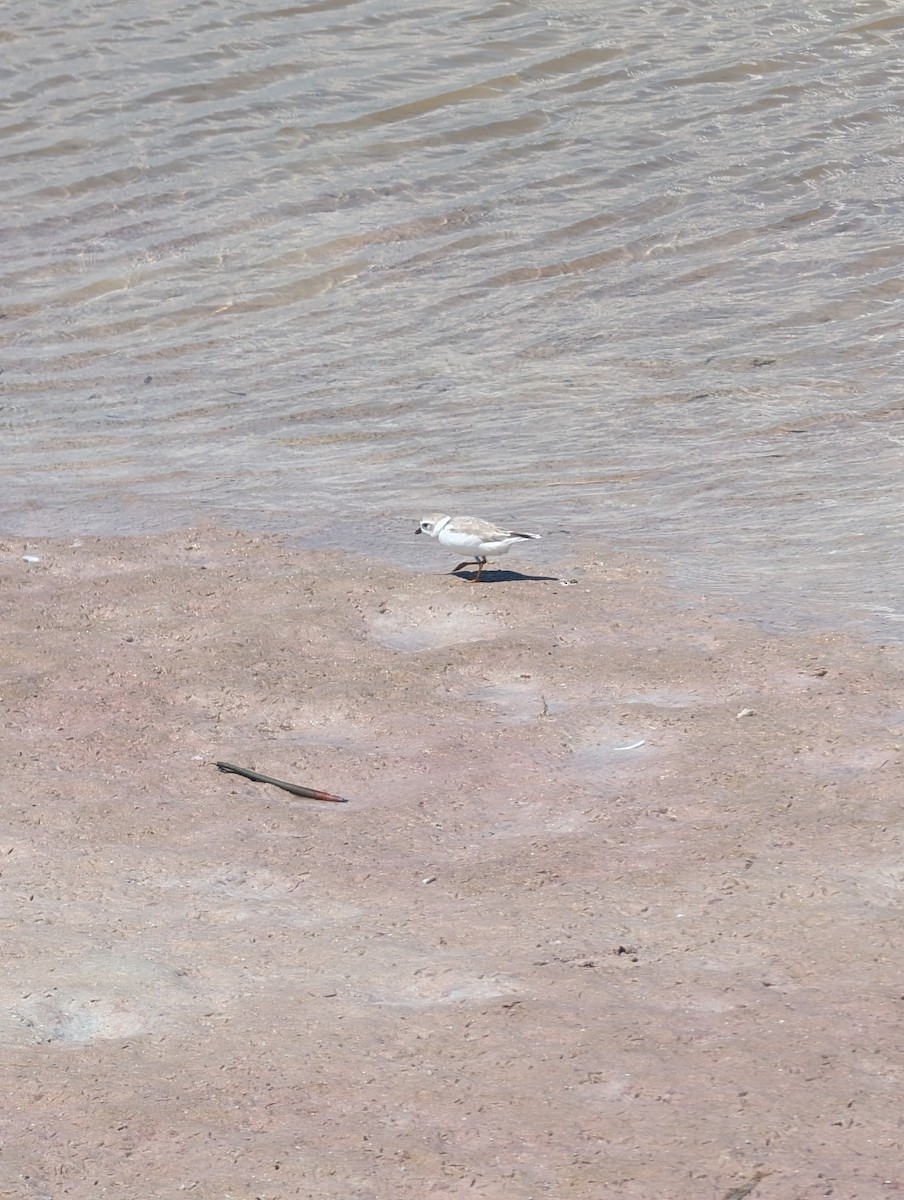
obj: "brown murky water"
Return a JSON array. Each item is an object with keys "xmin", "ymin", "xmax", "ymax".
[{"xmin": 2, "ymin": 0, "xmax": 903, "ymax": 635}]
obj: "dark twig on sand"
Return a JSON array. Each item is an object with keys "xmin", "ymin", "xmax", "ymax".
[
  {"xmin": 215, "ymin": 761, "xmax": 348, "ymax": 803},
  {"xmin": 722, "ymin": 1170, "xmax": 772, "ymax": 1200}
]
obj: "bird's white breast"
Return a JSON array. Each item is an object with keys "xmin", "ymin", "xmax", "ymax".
[{"xmin": 437, "ymin": 525, "xmax": 485, "ymax": 552}]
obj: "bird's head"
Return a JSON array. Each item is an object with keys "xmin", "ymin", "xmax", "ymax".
[{"xmin": 415, "ymin": 513, "xmax": 448, "ymax": 537}]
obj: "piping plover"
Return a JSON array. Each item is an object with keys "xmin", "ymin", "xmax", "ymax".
[{"xmin": 415, "ymin": 513, "xmax": 541, "ymax": 582}]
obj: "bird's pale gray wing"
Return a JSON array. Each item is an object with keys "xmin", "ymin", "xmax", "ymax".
[{"xmin": 447, "ymin": 516, "xmax": 510, "ymax": 539}]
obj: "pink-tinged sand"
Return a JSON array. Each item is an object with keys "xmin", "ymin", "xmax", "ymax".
[{"xmin": 1, "ymin": 529, "xmax": 902, "ymax": 1199}]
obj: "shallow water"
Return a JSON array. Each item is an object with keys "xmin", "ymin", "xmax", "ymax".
[{"xmin": 2, "ymin": 0, "xmax": 902, "ymax": 636}]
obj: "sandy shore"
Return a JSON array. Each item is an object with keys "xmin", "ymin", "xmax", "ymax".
[{"xmin": 1, "ymin": 528, "xmax": 901, "ymax": 1199}]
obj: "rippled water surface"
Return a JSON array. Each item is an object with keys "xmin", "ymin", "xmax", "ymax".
[{"xmin": 2, "ymin": 0, "xmax": 903, "ymax": 634}]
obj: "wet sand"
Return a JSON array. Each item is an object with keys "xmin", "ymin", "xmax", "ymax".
[{"xmin": 1, "ymin": 528, "xmax": 902, "ymax": 1199}]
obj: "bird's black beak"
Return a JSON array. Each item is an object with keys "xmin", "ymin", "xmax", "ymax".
[{"xmin": 414, "ymin": 526, "xmax": 422, "ymax": 535}]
